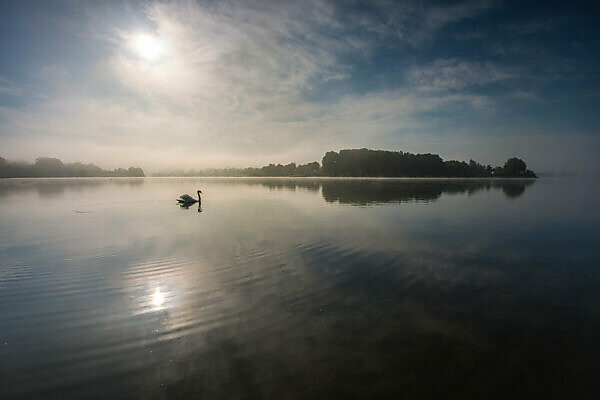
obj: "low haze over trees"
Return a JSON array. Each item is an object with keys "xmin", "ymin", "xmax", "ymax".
[
  {"xmin": 0, "ymin": 150, "xmax": 536, "ymax": 178},
  {"xmin": 156, "ymin": 149, "xmax": 536, "ymax": 178},
  {"xmin": 0, "ymin": 157, "xmax": 144, "ymax": 178},
  {"xmin": 155, "ymin": 161, "xmax": 322, "ymax": 177}
]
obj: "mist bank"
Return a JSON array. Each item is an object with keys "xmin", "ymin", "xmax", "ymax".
[
  {"xmin": 154, "ymin": 148, "xmax": 537, "ymax": 178},
  {"xmin": 0, "ymin": 157, "xmax": 144, "ymax": 178}
]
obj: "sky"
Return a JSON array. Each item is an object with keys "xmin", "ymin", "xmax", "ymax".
[{"xmin": 0, "ymin": 0, "xmax": 598, "ymax": 173}]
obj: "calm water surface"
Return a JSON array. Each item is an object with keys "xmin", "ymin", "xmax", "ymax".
[{"xmin": 1, "ymin": 178, "xmax": 599, "ymax": 399}]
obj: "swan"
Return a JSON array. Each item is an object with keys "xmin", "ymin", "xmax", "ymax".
[{"xmin": 177, "ymin": 190, "xmax": 202, "ymax": 204}]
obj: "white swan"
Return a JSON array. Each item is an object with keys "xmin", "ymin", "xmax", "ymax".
[{"xmin": 177, "ymin": 190, "xmax": 202, "ymax": 204}]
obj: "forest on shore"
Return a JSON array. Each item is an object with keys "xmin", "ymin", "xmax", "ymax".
[
  {"xmin": 0, "ymin": 157, "xmax": 145, "ymax": 178},
  {"xmin": 156, "ymin": 148, "xmax": 537, "ymax": 178}
]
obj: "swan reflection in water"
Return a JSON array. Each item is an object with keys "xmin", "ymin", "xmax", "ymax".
[{"xmin": 179, "ymin": 202, "xmax": 202, "ymax": 212}]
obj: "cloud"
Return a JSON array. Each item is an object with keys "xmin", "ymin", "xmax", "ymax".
[
  {"xmin": 376, "ymin": 0, "xmax": 495, "ymax": 45},
  {"xmin": 105, "ymin": 1, "xmax": 358, "ymax": 126},
  {"xmin": 504, "ymin": 19, "xmax": 562, "ymax": 36},
  {"xmin": 2, "ymin": 0, "xmax": 593, "ymax": 173},
  {"xmin": 4, "ymin": 1, "xmax": 497, "ymax": 168},
  {"xmin": 452, "ymin": 30, "xmax": 486, "ymax": 41},
  {"xmin": 406, "ymin": 59, "xmax": 515, "ymax": 92},
  {"xmin": 0, "ymin": 76, "xmax": 22, "ymax": 96}
]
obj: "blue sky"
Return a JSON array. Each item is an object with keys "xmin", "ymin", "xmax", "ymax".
[{"xmin": 0, "ymin": 0, "xmax": 598, "ymax": 172}]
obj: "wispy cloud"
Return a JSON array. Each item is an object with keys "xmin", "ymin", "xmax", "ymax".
[
  {"xmin": 0, "ymin": 76, "xmax": 22, "ymax": 96},
  {"xmin": 406, "ymin": 59, "xmax": 515, "ymax": 92},
  {"xmin": 3, "ymin": 0, "xmax": 503, "ymax": 169},
  {"xmin": 379, "ymin": 0, "xmax": 496, "ymax": 45},
  {"xmin": 504, "ymin": 18, "xmax": 563, "ymax": 36},
  {"xmin": 452, "ymin": 30, "xmax": 486, "ymax": 41},
  {"xmin": 0, "ymin": 0, "xmax": 595, "ymax": 172}
]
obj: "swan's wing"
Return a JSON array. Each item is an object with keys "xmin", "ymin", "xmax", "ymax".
[{"xmin": 178, "ymin": 194, "xmax": 194, "ymax": 201}]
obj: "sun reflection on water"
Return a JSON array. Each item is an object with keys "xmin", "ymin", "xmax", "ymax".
[{"xmin": 152, "ymin": 288, "xmax": 165, "ymax": 307}]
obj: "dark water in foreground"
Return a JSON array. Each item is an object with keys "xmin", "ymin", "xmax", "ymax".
[{"xmin": 1, "ymin": 178, "xmax": 599, "ymax": 399}]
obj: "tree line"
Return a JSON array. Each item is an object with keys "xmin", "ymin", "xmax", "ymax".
[
  {"xmin": 0, "ymin": 149, "xmax": 536, "ymax": 178},
  {"xmin": 156, "ymin": 149, "xmax": 536, "ymax": 178},
  {"xmin": 0, "ymin": 157, "xmax": 145, "ymax": 178},
  {"xmin": 321, "ymin": 149, "xmax": 536, "ymax": 178}
]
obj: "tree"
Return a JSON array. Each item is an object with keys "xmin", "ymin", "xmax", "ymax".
[
  {"xmin": 34, "ymin": 157, "xmax": 65, "ymax": 177},
  {"xmin": 296, "ymin": 162, "xmax": 320, "ymax": 176},
  {"xmin": 503, "ymin": 158, "xmax": 527, "ymax": 176},
  {"xmin": 321, "ymin": 151, "xmax": 340, "ymax": 176}
]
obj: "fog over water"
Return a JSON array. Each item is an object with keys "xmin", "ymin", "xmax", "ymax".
[{"xmin": 1, "ymin": 177, "xmax": 599, "ymax": 399}]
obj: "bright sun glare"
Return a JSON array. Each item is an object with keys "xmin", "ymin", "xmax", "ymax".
[{"xmin": 134, "ymin": 34, "xmax": 165, "ymax": 61}]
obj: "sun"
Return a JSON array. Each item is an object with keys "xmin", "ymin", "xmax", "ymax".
[{"xmin": 133, "ymin": 34, "xmax": 165, "ymax": 61}]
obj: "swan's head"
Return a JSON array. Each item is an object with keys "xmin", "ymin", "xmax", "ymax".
[{"xmin": 197, "ymin": 189, "xmax": 202, "ymax": 194}]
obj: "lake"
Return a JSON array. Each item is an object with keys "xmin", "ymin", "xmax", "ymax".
[{"xmin": 1, "ymin": 177, "xmax": 599, "ymax": 399}]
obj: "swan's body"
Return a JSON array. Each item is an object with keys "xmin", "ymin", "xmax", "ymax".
[
  {"xmin": 178, "ymin": 194, "xmax": 196, "ymax": 203},
  {"xmin": 177, "ymin": 190, "xmax": 202, "ymax": 204}
]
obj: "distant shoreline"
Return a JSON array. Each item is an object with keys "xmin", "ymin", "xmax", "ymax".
[
  {"xmin": 0, "ymin": 157, "xmax": 144, "ymax": 178},
  {"xmin": 1, "ymin": 148, "xmax": 537, "ymax": 179},
  {"xmin": 148, "ymin": 176, "xmax": 539, "ymax": 179},
  {"xmin": 1, "ymin": 176, "xmax": 539, "ymax": 180},
  {"xmin": 154, "ymin": 149, "xmax": 537, "ymax": 178}
]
